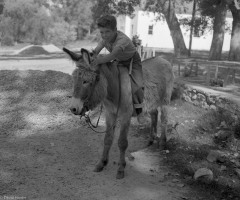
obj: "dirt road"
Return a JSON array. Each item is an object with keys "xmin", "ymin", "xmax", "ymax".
[
  {"xmin": 0, "ymin": 66, "xmax": 193, "ymax": 200},
  {"xmin": 1, "ymin": 125, "xmax": 191, "ymax": 200},
  {"xmin": 0, "ymin": 58, "xmax": 74, "ymax": 75}
]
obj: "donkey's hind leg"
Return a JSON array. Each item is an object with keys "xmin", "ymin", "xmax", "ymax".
[
  {"xmin": 94, "ymin": 111, "xmax": 116, "ymax": 172},
  {"xmin": 116, "ymin": 116, "xmax": 131, "ymax": 179},
  {"xmin": 158, "ymin": 105, "xmax": 168, "ymax": 150},
  {"xmin": 148, "ymin": 109, "xmax": 158, "ymax": 146}
]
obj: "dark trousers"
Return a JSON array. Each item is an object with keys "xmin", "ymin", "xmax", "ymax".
[{"xmin": 118, "ymin": 52, "xmax": 144, "ymax": 111}]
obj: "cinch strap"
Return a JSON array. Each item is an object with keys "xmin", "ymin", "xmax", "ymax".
[{"xmin": 129, "ymin": 58, "xmax": 133, "ymax": 75}]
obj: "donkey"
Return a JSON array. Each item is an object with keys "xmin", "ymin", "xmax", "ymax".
[{"xmin": 63, "ymin": 47, "xmax": 174, "ymax": 179}]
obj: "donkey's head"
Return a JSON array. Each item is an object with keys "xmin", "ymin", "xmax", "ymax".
[{"xmin": 63, "ymin": 47, "xmax": 107, "ymax": 116}]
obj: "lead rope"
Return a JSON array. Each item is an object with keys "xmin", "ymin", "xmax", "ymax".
[{"xmin": 83, "ymin": 65, "xmax": 121, "ymax": 133}]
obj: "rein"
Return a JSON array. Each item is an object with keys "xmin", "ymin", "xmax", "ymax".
[{"xmin": 82, "ymin": 65, "xmax": 121, "ymax": 133}]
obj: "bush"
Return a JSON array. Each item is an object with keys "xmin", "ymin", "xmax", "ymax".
[
  {"xmin": 48, "ymin": 22, "xmax": 77, "ymax": 45},
  {"xmin": 1, "ymin": 35, "xmax": 14, "ymax": 46}
]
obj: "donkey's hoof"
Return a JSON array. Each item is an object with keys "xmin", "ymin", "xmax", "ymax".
[
  {"xmin": 116, "ymin": 171, "xmax": 124, "ymax": 179},
  {"xmin": 93, "ymin": 164, "xmax": 104, "ymax": 172}
]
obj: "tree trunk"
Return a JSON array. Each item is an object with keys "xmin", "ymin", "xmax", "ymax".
[
  {"xmin": 161, "ymin": 0, "xmax": 188, "ymax": 57},
  {"xmin": 228, "ymin": 3, "xmax": 240, "ymax": 61},
  {"xmin": 209, "ymin": 1, "xmax": 227, "ymax": 60},
  {"xmin": 188, "ymin": 0, "xmax": 197, "ymax": 57}
]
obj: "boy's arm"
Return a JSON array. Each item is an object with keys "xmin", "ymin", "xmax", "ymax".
[
  {"xmin": 95, "ymin": 46, "xmax": 122, "ymax": 64},
  {"xmin": 93, "ymin": 42, "xmax": 104, "ymax": 55}
]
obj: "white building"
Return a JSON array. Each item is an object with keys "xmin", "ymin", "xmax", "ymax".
[{"xmin": 117, "ymin": 9, "xmax": 232, "ymax": 51}]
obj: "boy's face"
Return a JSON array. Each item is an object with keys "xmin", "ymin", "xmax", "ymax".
[{"xmin": 99, "ymin": 27, "xmax": 117, "ymax": 43}]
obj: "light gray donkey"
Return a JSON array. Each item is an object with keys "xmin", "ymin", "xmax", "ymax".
[{"xmin": 63, "ymin": 47, "xmax": 174, "ymax": 179}]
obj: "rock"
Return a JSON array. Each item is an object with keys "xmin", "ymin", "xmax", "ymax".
[
  {"xmin": 194, "ymin": 168, "xmax": 213, "ymax": 183},
  {"xmin": 234, "ymin": 153, "xmax": 239, "ymax": 158},
  {"xmin": 207, "ymin": 150, "xmax": 224, "ymax": 163},
  {"xmin": 217, "ymin": 176, "xmax": 233, "ymax": 187},
  {"xmin": 201, "ymin": 102, "xmax": 209, "ymax": 109},
  {"xmin": 214, "ymin": 130, "xmax": 233, "ymax": 143},
  {"xmin": 235, "ymin": 168, "xmax": 240, "ymax": 178},
  {"xmin": 193, "ymin": 100, "xmax": 200, "ymax": 106},
  {"xmin": 197, "ymin": 93, "xmax": 205, "ymax": 101},
  {"xmin": 234, "ymin": 160, "xmax": 240, "ymax": 168},
  {"xmin": 177, "ymin": 183, "xmax": 185, "ymax": 188},
  {"xmin": 220, "ymin": 121, "xmax": 228, "ymax": 129},
  {"xmin": 184, "ymin": 96, "xmax": 191, "ymax": 102},
  {"xmin": 208, "ymin": 97, "xmax": 215, "ymax": 104},
  {"xmin": 220, "ymin": 165, "xmax": 227, "ymax": 171},
  {"xmin": 172, "ymin": 179, "xmax": 179, "ymax": 183},
  {"xmin": 192, "ymin": 94, "xmax": 197, "ymax": 100},
  {"xmin": 209, "ymin": 105, "xmax": 217, "ymax": 110}
]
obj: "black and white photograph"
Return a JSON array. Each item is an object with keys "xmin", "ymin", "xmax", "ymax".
[{"xmin": 0, "ymin": 0, "xmax": 240, "ymax": 199}]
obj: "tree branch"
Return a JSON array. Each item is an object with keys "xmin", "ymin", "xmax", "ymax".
[{"xmin": 234, "ymin": 0, "xmax": 240, "ymax": 9}]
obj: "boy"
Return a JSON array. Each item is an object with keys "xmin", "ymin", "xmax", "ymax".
[{"xmin": 91, "ymin": 15, "xmax": 146, "ymax": 124}]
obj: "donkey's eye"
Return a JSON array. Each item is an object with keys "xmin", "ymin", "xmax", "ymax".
[{"xmin": 83, "ymin": 80, "xmax": 88, "ymax": 84}]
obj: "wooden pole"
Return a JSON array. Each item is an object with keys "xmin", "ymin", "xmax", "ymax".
[{"xmin": 188, "ymin": 0, "xmax": 197, "ymax": 57}]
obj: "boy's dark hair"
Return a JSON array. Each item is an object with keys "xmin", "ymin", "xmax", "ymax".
[{"xmin": 97, "ymin": 15, "xmax": 117, "ymax": 30}]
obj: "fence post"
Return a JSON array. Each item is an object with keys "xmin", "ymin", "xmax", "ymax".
[
  {"xmin": 223, "ymin": 68, "xmax": 230, "ymax": 87},
  {"xmin": 214, "ymin": 65, "xmax": 219, "ymax": 79},
  {"xmin": 195, "ymin": 62, "xmax": 198, "ymax": 76},
  {"xmin": 206, "ymin": 65, "xmax": 210, "ymax": 85}
]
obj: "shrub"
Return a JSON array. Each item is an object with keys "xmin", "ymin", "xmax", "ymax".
[
  {"xmin": 47, "ymin": 22, "xmax": 77, "ymax": 45},
  {"xmin": 1, "ymin": 35, "xmax": 14, "ymax": 46}
]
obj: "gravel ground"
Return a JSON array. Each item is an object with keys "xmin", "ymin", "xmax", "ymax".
[
  {"xmin": 0, "ymin": 69, "xmax": 196, "ymax": 200},
  {"xmin": 0, "ymin": 70, "xmax": 77, "ymax": 138}
]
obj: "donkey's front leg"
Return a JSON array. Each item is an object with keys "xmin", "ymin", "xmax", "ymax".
[
  {"xmin": 94, "ymin": 112, "xmax": 116, "ymax": 172},
  {"xmin": 116, "ymin": 117, "xmax": 131, "ymax": 179}
]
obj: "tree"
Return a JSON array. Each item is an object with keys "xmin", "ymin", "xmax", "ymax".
[
  {"xmin": 51, "ymin": 0, "xmax": 94, "ymax": 40},
  {"xmin": 47, "ymin": 21, "xmax": 77, "ymax": 45},
  {"xmin": 199, "ymin": 0, "xmax": 228, "ymax": 60},
  {"xmin": 1, "ymin": 0, "xmax": 39, "ymax": 42},
  {"xmin": 199, "ymin": 0, "xmax": 240, "ymax": 61},
  {"xmin": 92, "ymin": 0, "xmax": 188, "ymax": 56},
  {"xmin": 228, "ymin": 0, "xmax": 240, "ymax": 61},
  {"xmin": 92, "ymin": 0, "xmax": 140, "ymax": 21},
  {"xmin": 144, "ymin": 0, "xmax": 189, "ymax": 56},
  {"xmin": 0, "ymin": 0, "xmax": 53, "ymax": 44},
  {"xmin": 29, "ymin": 7, "xmax": 53, "ymax": 44}
]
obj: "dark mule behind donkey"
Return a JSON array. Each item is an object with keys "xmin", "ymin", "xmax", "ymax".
[{"xmin": 63, "ymin": 48, "xmax": 174, "ymax": 179}]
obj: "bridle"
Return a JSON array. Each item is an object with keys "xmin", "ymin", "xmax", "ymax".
[
  {"xmin": 79, "ymin": 70, "xmax": 100, "ymax": 116},
  {"xmin": 78, "ymin": 64, "xmax": 121, "ymax": 134}
]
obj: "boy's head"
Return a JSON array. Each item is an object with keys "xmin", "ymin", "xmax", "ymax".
[
  {"xmin": 97, "ymin": 15, "xmax": 117, "ymax": 31},
  {"xmin": 97, "ymin": 15, "xmax": 117, "ymax": 42}
]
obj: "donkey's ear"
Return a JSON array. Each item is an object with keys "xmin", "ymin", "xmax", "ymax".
[
  {"xmin": 63, "ymin": 47, "xmax": 81, "ymax": 61},
  {"xmin": 81, "ymin": 48, "xmax": 91, "ymax": 65}
]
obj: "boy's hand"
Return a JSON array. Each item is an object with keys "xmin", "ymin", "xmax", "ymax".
[{"xmin": 90, "ymin": 58, "xmax": 99, "ymax": 70}]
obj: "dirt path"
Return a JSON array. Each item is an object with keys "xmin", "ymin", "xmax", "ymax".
[
  {"xmin": 0, "ymin": 58, "xmax": 74, "ymax": 75},
  {"xmin": 0, "ymin": 66, "xmax": 193, "ymax": 200},
  {"xmin": 0, "ymin": 125, "xmax": 191, "ymax": 200}
]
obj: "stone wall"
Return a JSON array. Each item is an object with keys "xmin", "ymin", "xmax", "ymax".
[{"xmin": 173, "ymin": 82, "xmax": 240, "ymax": 116}]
